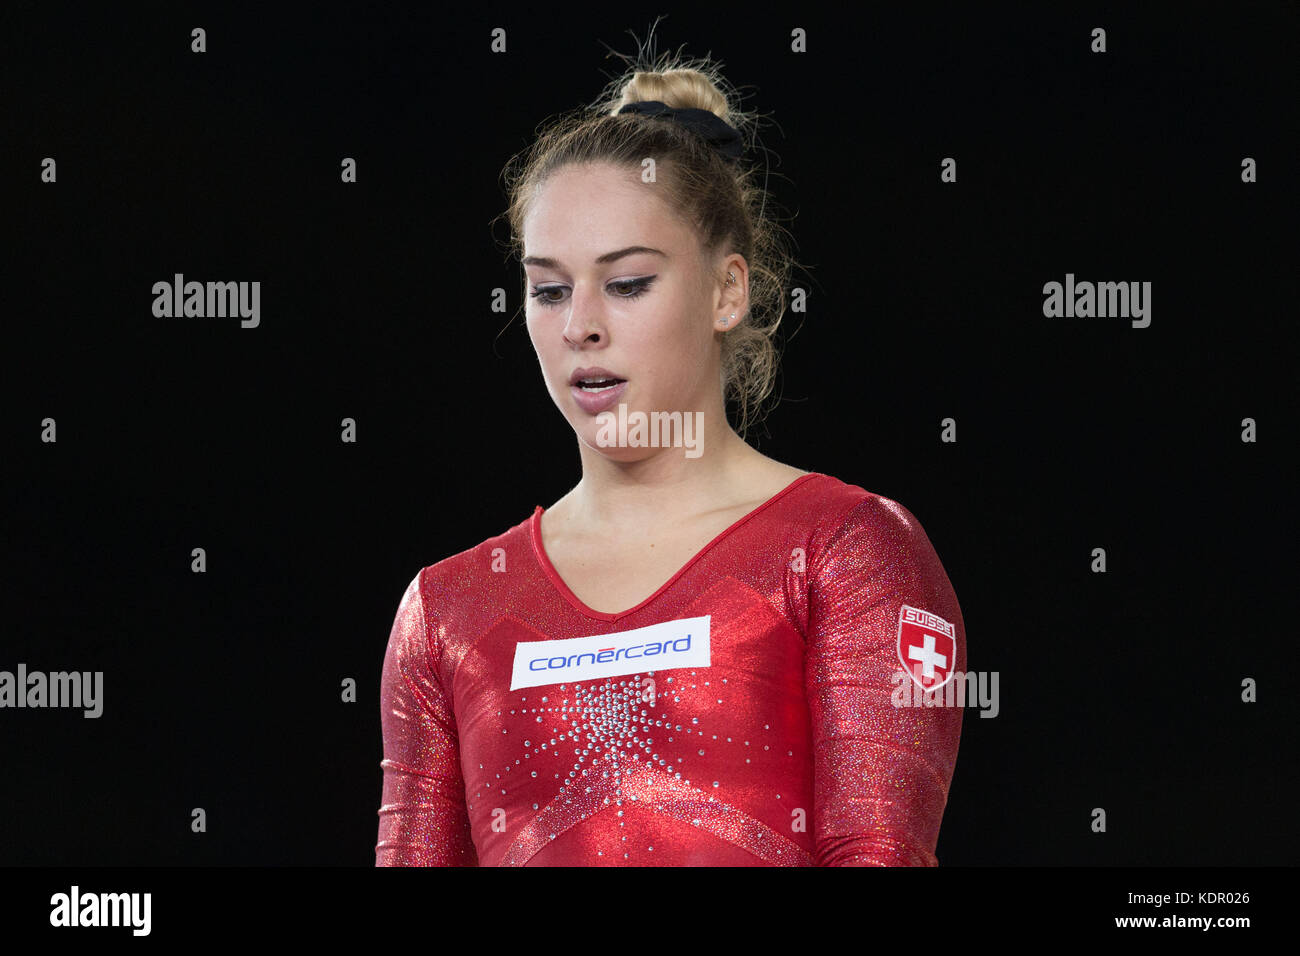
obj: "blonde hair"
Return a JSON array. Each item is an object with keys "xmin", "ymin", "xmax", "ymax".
[{"xmin": 500, "ymin": 43, "xmax": 798, "ymax": 438}]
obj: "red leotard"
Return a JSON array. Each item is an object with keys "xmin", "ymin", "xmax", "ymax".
[{"xmin": 375, "ymin": 472, "xmax": 966, "ymax": 866}]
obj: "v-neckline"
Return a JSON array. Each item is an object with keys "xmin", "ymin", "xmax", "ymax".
[{"xmin": 530, "ymin": 472, "xmax": 823, "ymax": 622}]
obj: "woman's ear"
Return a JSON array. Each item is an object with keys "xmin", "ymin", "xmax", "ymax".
[{"xmin": 716, "ymin": 254, "xmax": 749, "ymax": 329}]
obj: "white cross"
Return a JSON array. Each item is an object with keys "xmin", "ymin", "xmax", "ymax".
[{"xmin": 908, "ymin": 635, "xmax": 948, "ymax": 679}]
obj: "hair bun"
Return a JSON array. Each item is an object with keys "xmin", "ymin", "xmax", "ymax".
[{"xmin": 619, "ymin": 68, "xmax": 730, "ymax": 122}]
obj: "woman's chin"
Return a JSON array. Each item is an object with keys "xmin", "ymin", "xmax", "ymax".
[
  {"xmin": 567, "ymin": 398, "xmax": 710, "ymax": 462},
  {"xmin": 576, "ymin": 425, "xmax": 655, "ymax": 461}
]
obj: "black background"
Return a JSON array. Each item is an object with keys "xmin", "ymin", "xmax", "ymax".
[{"xmin": 1, "ymin": 1, "xmax": 1294, "ymax": 867}]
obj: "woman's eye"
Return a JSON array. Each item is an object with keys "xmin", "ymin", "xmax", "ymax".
[
  {"xmin": 610, "ymin": 276, "xmax": 656, "ymax": 299},
  {"xmin": 528, "ymin": 286, "xmax": 566, "ymax": 306},
  {"xmin": 528, "ymin": 276, "xmax": 657, "ymax": 308}
]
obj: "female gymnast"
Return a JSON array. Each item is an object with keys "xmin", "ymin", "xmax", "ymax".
[{"xmin": 375, "ymin": 53, "xmax": 966, "ymax": 866}]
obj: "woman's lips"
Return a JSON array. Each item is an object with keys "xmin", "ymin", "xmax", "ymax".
[{"xmin": 570, "ymin": 379, "xmax": 628, "ymax": 415}]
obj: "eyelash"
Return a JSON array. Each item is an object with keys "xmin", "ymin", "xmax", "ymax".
[{"xmin": 528, "ymin": 276, "xmax": 657, "ymax": 308}]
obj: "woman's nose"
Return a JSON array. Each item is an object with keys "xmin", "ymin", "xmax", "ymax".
[{"xmin": 561, "ymin": 285, "xmax": 605, "ymax": 346}]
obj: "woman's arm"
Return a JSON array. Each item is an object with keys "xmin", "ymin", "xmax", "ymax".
[
  {"xmin": 805, "ymin": 495, "xmax": 966, "ymax": 865},
  {"xmin": 375, "ymin": 571, "xmax": 478, "ymax": 866}
]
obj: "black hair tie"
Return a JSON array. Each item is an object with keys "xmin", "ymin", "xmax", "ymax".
[{"xmin": 616, "ymin": 100, "xmax": 744, "ymax": 161}]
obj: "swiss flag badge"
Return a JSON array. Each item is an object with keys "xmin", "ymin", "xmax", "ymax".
[{"xmin": 896, "ymin": 604, "xmax": 956, "ymax": 691}]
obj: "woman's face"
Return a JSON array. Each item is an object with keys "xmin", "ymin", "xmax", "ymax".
[{"xmin": 521, "ymin": 161, "xmax": 725, "ymax": 460}]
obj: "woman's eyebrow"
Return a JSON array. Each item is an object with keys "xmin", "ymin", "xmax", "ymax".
[{"xmin": 522, "ymin": 246, "xmax": 668, "ymax": 269}]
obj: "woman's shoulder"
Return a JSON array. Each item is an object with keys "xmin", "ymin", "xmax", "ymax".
[
  {"xmin": 795, "ymin": 471, "xmax": 932, "ymax": 546},
  {"xmin": 407, "ymin": 507, "xmax": 538, "ymax": 599}
]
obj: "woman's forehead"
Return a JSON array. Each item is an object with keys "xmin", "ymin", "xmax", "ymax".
[{"xmin": 523, "ymin": 165, "xmax": 697, "ymax": 262}]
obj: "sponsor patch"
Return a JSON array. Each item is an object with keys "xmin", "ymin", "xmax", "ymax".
[{"xmin": 510, "ymin": 615, "xmax": 711, "ymax": 690}]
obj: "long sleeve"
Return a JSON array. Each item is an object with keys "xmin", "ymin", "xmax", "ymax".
[
  {"xmin": 805, "ymin": 495, "xmax": 966, "ymax": 866},
  {"xmin": 375, "ymin": 570, "xmax": 478, "ymax": 866}
]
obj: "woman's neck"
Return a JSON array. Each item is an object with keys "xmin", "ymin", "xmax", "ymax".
[{"xmin": 555, "ymin": 430, "xmax": 798, "ymax": 532}]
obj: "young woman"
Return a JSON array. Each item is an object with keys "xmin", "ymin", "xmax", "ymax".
[{"xmin": 375, "ymin": 56, "xmax": 967, "ymax": 866}]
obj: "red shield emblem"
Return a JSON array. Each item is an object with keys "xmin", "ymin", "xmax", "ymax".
[{"xmin": 896, "ymin": 605, "xmax": 956, "ymax": 692}]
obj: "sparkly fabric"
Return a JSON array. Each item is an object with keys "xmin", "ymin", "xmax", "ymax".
[{"xmin": 375, "ymin": 472, "xmax": 966, "ymax": 866}]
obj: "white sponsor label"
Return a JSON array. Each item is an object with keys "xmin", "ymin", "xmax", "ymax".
[{"xmin": 509, "ymin": 615, "xmax": 711, "ymax": 690}]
